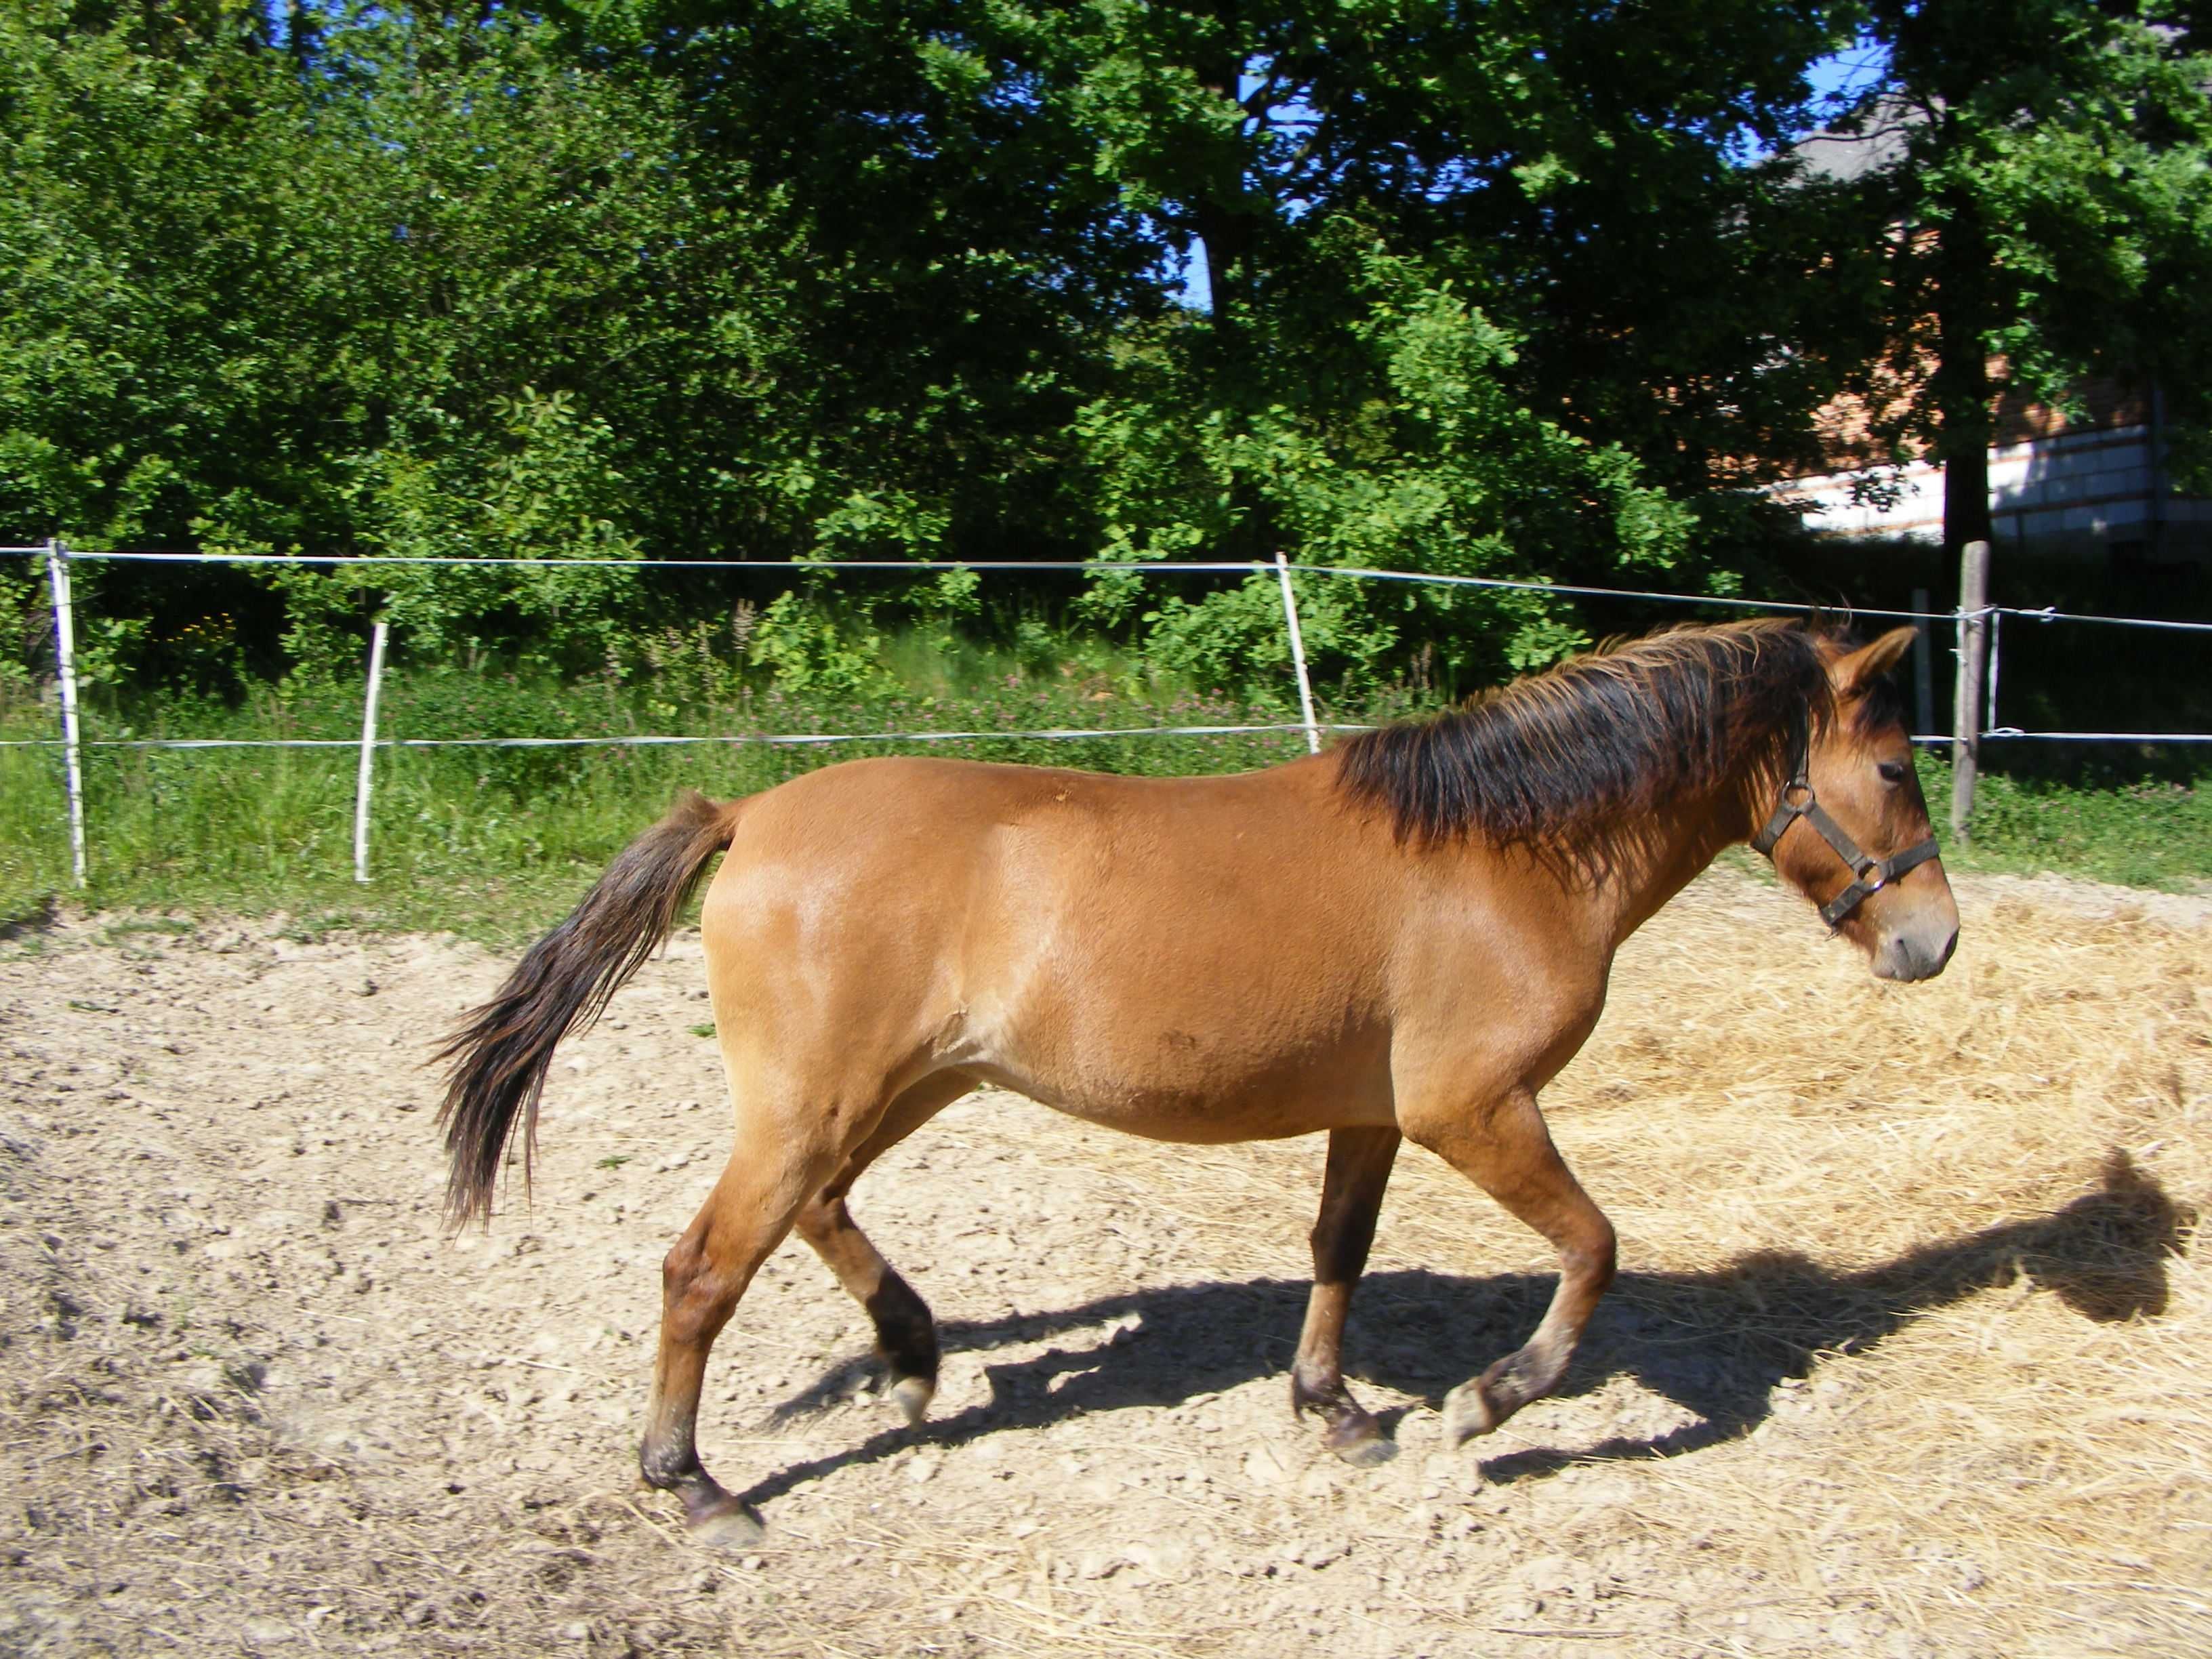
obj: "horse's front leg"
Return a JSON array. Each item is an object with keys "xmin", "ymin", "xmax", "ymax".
[
  {"xmin": 1407, "ymin": 1086, "xmax": 1616, "ymax": 1444},
  {"xmin": 1290, "ymin": 1126, "xmax": 1401, "ymax": 1465}
]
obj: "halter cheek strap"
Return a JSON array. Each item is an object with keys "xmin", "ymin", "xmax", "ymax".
[{"xmin": 1752, "ymin": 715, "xmax": 1942, "ymax": 930}]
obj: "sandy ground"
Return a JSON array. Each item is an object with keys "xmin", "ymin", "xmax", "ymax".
[{"xmin": 1, "ymin": 865, "xmax": 2206, "ymax": 1658}]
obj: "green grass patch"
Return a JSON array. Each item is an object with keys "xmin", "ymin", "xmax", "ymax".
[{"xmin": 1913, "ymin": 751, "xmax": 2212, "ymax": 893}]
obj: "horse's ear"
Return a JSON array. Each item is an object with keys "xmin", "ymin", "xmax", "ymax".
[{"xmin": 1831, "ymin": 626, "xmax": 1917, "ymax": 693}]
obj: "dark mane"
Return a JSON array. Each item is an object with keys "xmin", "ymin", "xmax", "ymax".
[{"xmin": 1336, "ymin": 619, "xmax": 1852, "ymax": 846}]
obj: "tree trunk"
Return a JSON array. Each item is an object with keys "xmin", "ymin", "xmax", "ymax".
[
  {"xmin": 1190, "ymin": 197, "xmax": 1252, "ymax": 319},
  {"xmin": 1933, "ymin": 192, "xmax": 1994, "ymax": 559},
  {"xmin": 1192, "ymin": 55, "xmax": 1254, "ymax": 323}
]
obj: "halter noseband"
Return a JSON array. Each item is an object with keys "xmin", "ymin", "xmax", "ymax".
[{"xmin": 1750, "ymin": 710, "xmax": 1942, "ymax": 930}]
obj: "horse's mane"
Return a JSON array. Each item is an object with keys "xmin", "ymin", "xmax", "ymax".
[{"xmin": 1335, "ymin": 619, "xmax": 1883, "ymax": 847}]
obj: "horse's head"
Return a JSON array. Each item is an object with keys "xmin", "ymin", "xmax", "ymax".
[{"xmin": 1758, "ymin": 627, "xmax": 1959, "ymax": 983}]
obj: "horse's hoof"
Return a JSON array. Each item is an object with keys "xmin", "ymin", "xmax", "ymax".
[
  {"xmin": 687, "ymin": 1498, "xmax": 766, "ymax": 1551},
  {"xmin": 1319, "ymin": 1406, "xmax": 1397, "ymax": 1467},
  {"xmin": 890, "ymin": 1374, "xmax": 935, "ymax": 1426},
  {"xmin": 1442, "ymin": 1380, "xmax": 1500, "ymax": 1447},
  {"xmin": 1332, "ymin": 1432, "xmax": 1399, "ymax": 1468}
]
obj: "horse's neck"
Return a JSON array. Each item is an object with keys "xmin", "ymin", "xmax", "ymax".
[{"xmin": 1584, "ymin": 775, "xmax": 1759, "ymax": 952}]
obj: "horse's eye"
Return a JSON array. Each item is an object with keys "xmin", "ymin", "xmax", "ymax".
[{"xmin": 1877, "ymin": 761, "xmax": 1908, "ymax": 785}]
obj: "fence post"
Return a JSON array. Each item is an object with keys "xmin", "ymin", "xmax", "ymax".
[
  {"xmin": 1273, "ymin": 553, "xmax": 1322, "ymax": 755},
  {"xmin": 1950, "ymin": 539, "xmax": 1991, "ymax": 842},
  {"xmin": 352, "ymin": 620, "xmax": 388, "ymax": 884},
  {"xmin": 1910, "ymin": 586, "xmax": 1936, "ymax": 739},
  {"xmin": 45, "ymin": 539, "xmax": 86, "ymax": 888}
]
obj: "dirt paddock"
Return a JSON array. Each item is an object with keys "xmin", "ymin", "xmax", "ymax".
[{"xmin": 2, "ymin": 864, "xmax": 2207, "ymax": 1658}]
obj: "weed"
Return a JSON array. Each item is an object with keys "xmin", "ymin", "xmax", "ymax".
[
  {"xmin": 100, "ymin": 917, "xmax": 193, "ymax": 945},
  {"xmin": 278, "ymin": 913, "xmax": 362, "ymax": 943}
]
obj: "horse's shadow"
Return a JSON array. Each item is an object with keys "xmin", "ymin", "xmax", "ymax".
[{"xmin": 736, "ymin": 1149, "xmax": 2191, "ymax": 1507}]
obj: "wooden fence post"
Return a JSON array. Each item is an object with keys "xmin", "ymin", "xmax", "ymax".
[{"xmin": 1950, "ymin": 540, "xmax": 1991, "ymax": 842}]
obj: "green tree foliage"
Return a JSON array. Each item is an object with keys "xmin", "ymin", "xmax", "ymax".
[
  {"xmin": 1820, "ymin": 2, "xmax": 2212, "ymax": 555},
  {"xmin": 4, "ymin": 1, "xmax": 2208, "ymax": 697}
]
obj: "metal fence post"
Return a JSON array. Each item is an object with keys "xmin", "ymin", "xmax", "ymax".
[
  {"xmin": 1950, "ymin": 539, "xmax": 1991, "ymax": 843},
  {"xmin": 1273, "ymin": 552, "xmax": 1322, "ymax": 755},
  {"xmin": 352, "ymin": 620, "xmax": 388, "ymax": 884},
  {"xmin": 45, "ymin": 539, "xmax": 87, "ymax": 888}
]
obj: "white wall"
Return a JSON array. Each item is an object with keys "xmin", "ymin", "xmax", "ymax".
[{"xmin": 1767, "ymin": 425, "xmax": 2212, "ymax": 551}]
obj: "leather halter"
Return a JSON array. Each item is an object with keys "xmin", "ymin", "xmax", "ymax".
[{"xmin": 1750, "ymin": 711, "xmax": 1942, "ymax": 929}]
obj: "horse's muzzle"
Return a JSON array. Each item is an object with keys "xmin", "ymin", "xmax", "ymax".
[{"xmin": 1872, "ymin": 922, "xmax": 1958, "ymax": 983}]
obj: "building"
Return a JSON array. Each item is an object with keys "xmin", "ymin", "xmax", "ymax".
[
  {"xmin": 1768, "ymin": 380, "xmax": 2211, "ymax": 564},
  {"xmin": 1770, "ymin": 110, "xmax": 2212, "ymax": 565}
]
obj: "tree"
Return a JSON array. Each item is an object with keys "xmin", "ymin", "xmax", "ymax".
[{"xmin": 1824, "ymin": 2, "xmax": 2212, "ymax": 563}]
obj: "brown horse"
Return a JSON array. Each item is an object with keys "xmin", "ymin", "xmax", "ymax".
[{"xmin": 438, "ymin": 619, "xmax": 1956, "ymax": 1546}]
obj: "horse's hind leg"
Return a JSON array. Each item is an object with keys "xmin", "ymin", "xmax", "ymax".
[
  {"xmin": 1408, "ymin": 1087, "xmax": 1616, "ymax": 1446},
  {"xmin": 1291, "ymin": 1126, "xmax": 1401, "ymax": 1465},
  {"xmin": 639, "ymin": 1114, "xmax": 841, "ymax": 1547},
  {"xmin": 794, "ymin": 1072, "xmax": 973, "ymax": 1425}
]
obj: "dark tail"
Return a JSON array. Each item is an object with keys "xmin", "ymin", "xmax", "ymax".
[{"xmin": 435, "ymin": 789, "xmax": 737, "ymax": 1229}]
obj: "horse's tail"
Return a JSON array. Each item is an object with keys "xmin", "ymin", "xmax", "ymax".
[{"xmin": 435, "ymin": 788, "xmax": 737, "ymax": 1229}]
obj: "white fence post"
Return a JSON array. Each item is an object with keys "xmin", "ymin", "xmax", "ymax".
[
  {"xmin": 352, "ymin": 619, "xmax": 388, "ymax": 884},
  {"xmin": 1273, "ymin": 552, "xmax": 1322, "ymax": 755},
  {"xmin": 45, "ymin": 539, "xmax": 87, "ymax": 888}
]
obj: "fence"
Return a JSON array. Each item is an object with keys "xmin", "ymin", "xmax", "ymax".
[{"xmin": 3, "ymin": 539, "xmax": 2208, "ymax": 888}]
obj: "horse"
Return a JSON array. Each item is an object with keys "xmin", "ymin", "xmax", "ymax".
[{"xmin": 437, "ymin": 618, "xmax": 1957, "ymax": 1547}]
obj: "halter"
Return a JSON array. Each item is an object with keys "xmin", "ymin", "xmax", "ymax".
[{"xmin": 1750, "ymin": 710, "xmax": 1942, "ymax": 929}]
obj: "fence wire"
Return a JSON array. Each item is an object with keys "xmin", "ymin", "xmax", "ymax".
[{"xmin": 3, "ymin": 544, "xmax": 2206, "ymax": 758}]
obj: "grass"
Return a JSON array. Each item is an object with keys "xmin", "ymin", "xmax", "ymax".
[
  {"xmin": 1913, "ymin": 750, "xmax": 2212, "ymax": 892},
  {"xmin": 1, "ymin": 654, "xmax": 2204, "ymax": 942}
]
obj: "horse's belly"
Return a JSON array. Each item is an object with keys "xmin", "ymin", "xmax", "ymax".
[{"xmin": 964, "ymin": 1021, "xmax": 1397, "ymax": 1143}]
